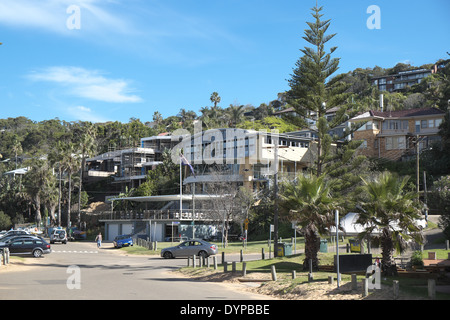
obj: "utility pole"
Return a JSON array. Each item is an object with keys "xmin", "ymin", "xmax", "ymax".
[
  {"xmin": 416, "ymin": 134, "xmax": 420, "ymax": 198},
  {"xmin": 274, "ymin": 136, "xmax": 279, "ymax": 257}
]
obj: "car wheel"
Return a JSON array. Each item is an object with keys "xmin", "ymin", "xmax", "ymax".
[
  {"xmin": 198, "ymin": 250, "xmax": 208, "ymax": 258},
  {"xmin": 163, "ymin": 251, "xmax": 173, "ymax": 259},
  {"xmin": 33, "ymin": 249, "xmax": 43, "ymax": 258}
]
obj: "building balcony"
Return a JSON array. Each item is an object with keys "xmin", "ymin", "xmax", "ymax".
[{"xmin": 97, "ymin": 209, "xmax": 220, "ymax": 222}]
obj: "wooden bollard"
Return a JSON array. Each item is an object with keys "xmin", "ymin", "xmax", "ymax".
[
  {"xmin": 428, "ymin": 279, "xmax": 436, "ymax": 300},
  {"xmin": 362, "ymin": 278, "xmax": 369, "ymax": 297},
  {"xmin": 351, "ymin": 274, "xmax": 357, "ymax": 291},
  {"xmin": 271, "ymin": 265, "xmax": 277, "ymax": 281},
  {"xmin": 393, "ymin": 280, "xmax": 400, "ymax": 300}
]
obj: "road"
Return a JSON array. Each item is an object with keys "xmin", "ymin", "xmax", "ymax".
[{"xmin": 0, "ymin": 241, "xmax": 272, "ymax": 300}]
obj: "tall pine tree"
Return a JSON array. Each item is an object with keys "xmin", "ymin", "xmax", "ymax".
[{"xmin": 287, "ymin": 3, "xmax": 362, "ymax": 177}]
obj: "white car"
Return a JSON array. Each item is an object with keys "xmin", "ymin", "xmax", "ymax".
[{"xmin": 50, "ymin": 229, "xmax": 68, "ymax": 244}]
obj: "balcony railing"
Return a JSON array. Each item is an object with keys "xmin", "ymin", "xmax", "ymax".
[{"xmin": 96, "ymin": 209, "xmax": 222, "ymax": 221}]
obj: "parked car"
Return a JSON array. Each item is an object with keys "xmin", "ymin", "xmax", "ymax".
[
  {"xmin": 0, "ymin": 230, "xmax": 29, "ymax": 241},
  {"xmin": 164, "ymin": 236, "xmax": 188, "ymax": 242},
  {"xmin": 113, "ymin": 234, "xmax": 133, "ymax": 248},
  {"xmin": 0, "ymin": 237, "xmax": 51, "ymax": 258},
  {"xmin": 1, "ymin": 235, "xmax": 45, "ymax": 244},
  {"xmin": 161, "ymin": 239, "xmax": 218, "ymax": 259},
  {"xmin": 50, "ymin": 229, "xmax": 68, "ymax": 244},
  {"xmin": 0, "ymin": 233, "xmax": 36, "ymax": 244}
]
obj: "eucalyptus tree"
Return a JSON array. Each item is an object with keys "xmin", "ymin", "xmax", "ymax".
[
  {"xmin": 74, "ymin": 122, "xmax": 96, "ymax": 225},
  {"xmin": 61, "ymin": 142, "xmax": 79, "ymax": 228},
  {"xmin": 48, "ymin": 141, "xmax": 65, "ymax": 226},
  {"xmin": 23, "ymin": 158, "xmax": 54, "ymax": 228}
]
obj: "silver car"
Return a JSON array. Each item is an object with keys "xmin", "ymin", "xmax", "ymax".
[{"xmin": 161, "ymin": 239, "xmax": 218, "ymax": 259}]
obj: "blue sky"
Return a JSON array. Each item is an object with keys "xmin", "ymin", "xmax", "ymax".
[{"xmin": 0, "ymin": 0, "xmax": 449, "ymax": 123}]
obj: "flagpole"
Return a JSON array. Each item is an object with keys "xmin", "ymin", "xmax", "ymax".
[{"xmin": 180, "ymin": 153, "xmax": 182, "ymax": 219}]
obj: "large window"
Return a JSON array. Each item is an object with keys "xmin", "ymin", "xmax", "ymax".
[
  {"xmin": 385, "ymin": 136, "xmax": 406, "ymax": 150},
  {"xmin": 382, "ymin": 120, "xmax": 408, "ymax": 131}
]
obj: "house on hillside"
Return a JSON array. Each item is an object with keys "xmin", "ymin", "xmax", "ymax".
[
  {"xmin": 349, "ymin": 107, "xmax": 446, "ymax": 161},
  {"xmin": 96, "ymin": 128, "xmax": 316, "ymax": 241}
]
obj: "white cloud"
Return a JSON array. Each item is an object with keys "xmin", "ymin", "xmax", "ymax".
[
  {"xmin": 28, "ymin": 66, "xmax": 142, "ymax": 103},
  {"xmin": 67, "ymin": 105, "xmax": 110, "ymax": 123},
  {"xmin": 0, "ymin": 0, "xmax": 137, "ymax": 36}
]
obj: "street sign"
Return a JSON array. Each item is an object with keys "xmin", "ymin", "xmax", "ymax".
[{"xmin": 270, "ymin": 224, "xmax": 274, "ymax": 232}]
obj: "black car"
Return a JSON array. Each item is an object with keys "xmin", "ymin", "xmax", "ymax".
[{"xmin": 0, "ymin": 237, "xmax": 51, "ymax": 258}]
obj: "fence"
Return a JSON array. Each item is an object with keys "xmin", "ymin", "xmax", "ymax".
[
  {"xmin": 96, "ymin": 209, "xmax": 220, "ymax": 221},
  {"xmin": 134, "ymin": 237, "xmax": 158, "ymax": 251}
]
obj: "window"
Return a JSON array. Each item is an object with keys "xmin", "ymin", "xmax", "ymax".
[
  {"xmin": 402, "ymin": 120, "xmax": 408, "ymax": 130},
  {"xmin": 435, "ymin": 119, "xmax": 443, "ymax": 127},
  {"xmin": 385, "ymin": 136, "xmax": 406, "ymax": 150},
  {"xmin": 428, "ymin": 119, "xmax": 434, "ymax": 128},
  {"xmin": 359, "ymin": 140, "xmax": 367, "ymax": 149},
  {"xmin": 421, "ymin": 120, "xmax": 427, "ymax": 129}
]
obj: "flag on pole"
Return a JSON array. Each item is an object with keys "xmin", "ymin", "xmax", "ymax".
[{"xmin": 180, "ymin": 154, "xmax": 195, "ymax": 177}]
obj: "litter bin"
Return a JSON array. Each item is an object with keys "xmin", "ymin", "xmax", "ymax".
[
  {"xmin": 319, "ymin": 239, "xmax": 328, "ymax": 253},
  {"xmin": 349, "ymin": 239, "xmax": 361, "ymax": 253},
  {"xmin": 276, "ymin": 243, "xmax": 285, "ymax": 257},
  {"xmin": 284, "ymin": 243, "xmax": 293, "ymax": 256}
]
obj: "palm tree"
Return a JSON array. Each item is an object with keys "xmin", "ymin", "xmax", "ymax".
[
  {"xmin": 11, "ymin": 135, "xmax": 22, "ymax": 170},
  {"xmin": 356, "ymin": 171, "xmax": 424, "ymax": 276},
  {"xmin": 226, "ymin": 104, "xmax": 246, "ymax": 128},
  {"xmin": 280, "ymin": 174, "xmax": 339, "ymax": 270},
  {"xmin": 210, "ymin": 92, "xmax": 221, "ymax": 108}
]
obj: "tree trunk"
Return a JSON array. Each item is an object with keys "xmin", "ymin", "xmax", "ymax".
[
  {"xmin": 380, "ymin": 228, "xmax": 398, "ymax": 276},
  {"xmin": 34, "ymin": 195, "xmax": 41, "ymax": 228},
  {"xmin": 67, "ymin": 172, "xmax": 72, "ymax": 228},
  {"xmin": 303, "ymin": 227, "xmax": 320, "ymax": 271}
]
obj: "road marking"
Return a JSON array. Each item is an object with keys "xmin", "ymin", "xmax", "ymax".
[{"xmin": 53, "ymin": 250, "xmax": 98, "ymax": 254}]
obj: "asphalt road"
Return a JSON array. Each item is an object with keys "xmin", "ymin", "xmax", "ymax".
[{"xmin": 0, "ymin": 241, "xmax": 271, "ymax": 300}]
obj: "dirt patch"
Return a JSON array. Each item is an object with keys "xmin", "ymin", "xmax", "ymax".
[
  {"xmin": 0, "ymin": 258, "xmax": 34, "ymax": 273},
  {"xmin": 176, "ymin": 268, "xmax": 421, "ymax": 300}
]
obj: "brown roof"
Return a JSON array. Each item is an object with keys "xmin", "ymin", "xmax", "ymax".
[{"xmin": 370, "ymin": 107, "xmax": 445, "ymax": 118}]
